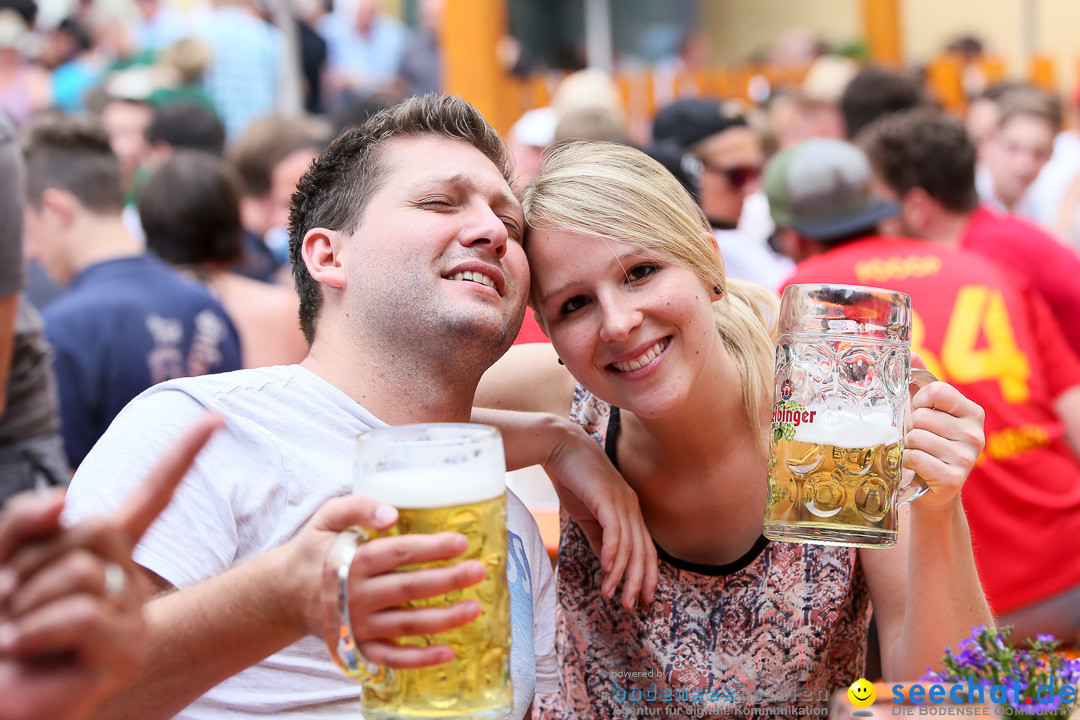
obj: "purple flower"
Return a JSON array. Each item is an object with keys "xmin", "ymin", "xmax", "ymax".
[
  {"xmin": 1061, "ymin": 659, "xmax": 1080, "ymax": 684},
  {"xmin": 955, "ymin": 647, "xmax": 989, "ymax": 670},
  {"xmin": 934, "ymin": 625, "xmax": 1080, "ymax": 718}
]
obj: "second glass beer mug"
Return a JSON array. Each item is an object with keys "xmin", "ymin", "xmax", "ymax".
[
  {"xmin": 322, "ymin": 423, "xmax": 512, "ymax": 720},
  {"xmin": 764, "ymin": 284, "xmax": 934, "ymax": 549}
]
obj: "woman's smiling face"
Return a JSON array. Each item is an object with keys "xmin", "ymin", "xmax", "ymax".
[{"xmin": 528, "ymin": 227, "xmax": 720, "ymax": 419}]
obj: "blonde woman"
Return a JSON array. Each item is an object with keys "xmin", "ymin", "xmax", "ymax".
[{"xmin": 476, "ymin": 142, "xmax": 991, "ymax": 715}]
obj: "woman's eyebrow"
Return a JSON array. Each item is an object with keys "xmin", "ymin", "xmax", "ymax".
[{"xmin": 535, "ymin": 250, "xmax": 640, "ymax": 306}]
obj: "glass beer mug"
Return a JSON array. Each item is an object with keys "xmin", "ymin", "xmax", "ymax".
[
  {"xmin": 322, "ymin": 423, "xmax": 513, "ymax": 720},
  {"xmin": 764, "ymin": 284, "xmax": 935, "ymax": 549}
]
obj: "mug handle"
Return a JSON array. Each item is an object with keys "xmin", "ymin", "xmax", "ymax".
[
  {"xmin": 896, "ymin": 367, "xmax": 938, "ymax": 506},
  {"xmin": 321, "ymin": 529, "xmax": 394, "ymax": 686}
]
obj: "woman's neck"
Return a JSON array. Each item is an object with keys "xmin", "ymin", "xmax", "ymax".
[
  {"xmin": 625, "ymin": 341, "xmax": 762, "ymax": 473},
  {"xmin": 609, "ymin": 340, "xmax": 771, "ymax": 565}
]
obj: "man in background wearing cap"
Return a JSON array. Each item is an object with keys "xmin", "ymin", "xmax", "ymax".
[
  {"xmin": 767, "ymin": 136, "xmax": 1080, "ymax": 644},
  {"xmin": 794, "ymin": 54, "xmax": 860, "ymax": 141},
  {"xmin": 650, "ymin": 97, "xmax": 791, "ymax": 290},
  {"xmin": 507, "ymin": 107, "xmax": 557, "ymax": 192}
]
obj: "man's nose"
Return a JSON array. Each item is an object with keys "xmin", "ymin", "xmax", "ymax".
[{"xmin": 461, "ymin": 205, "xmax": 509, "ymax": 259}]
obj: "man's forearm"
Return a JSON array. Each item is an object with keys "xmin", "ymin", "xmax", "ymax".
[{"xmin": 88, "ymin": 546, "xmax": 306, "ymax": 720}]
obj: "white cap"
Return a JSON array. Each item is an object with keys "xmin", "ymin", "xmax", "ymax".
[
  {"xmin": 510, "ymin": 107, "xmax": 559, "ymax": 148},
  {"xmin": 801, "ymin": 55, "xmax": 860, "ymax": 105}
]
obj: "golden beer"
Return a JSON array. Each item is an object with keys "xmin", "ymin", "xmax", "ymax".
[
  {"xmin": 362, "ymin": 489, "xmax": 512, "ymax": 720},
  {"xmin": 340, "ymin": 425, "xmax": 514, "ymax": 720},
  {"xmin": 764, "ymin": 418, "xmax": 903, "ymax": 548}
]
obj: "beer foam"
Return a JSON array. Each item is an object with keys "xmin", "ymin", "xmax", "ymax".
[
  {"xmin": 355, "ymin": 466, "xmax": 505, "ymax": 509},
  {"xmin": 793, "ymin": 408, "xmax": 900, "ymax": 448}
]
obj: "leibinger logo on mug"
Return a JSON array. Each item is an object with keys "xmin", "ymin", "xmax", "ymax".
[
  {"xmin": 771, "ymin": 381, "xmax": 818, "ymax": 443},
  {"xmin": 781, "ymin": 380, "xmax": 793, "ymax": 400}
]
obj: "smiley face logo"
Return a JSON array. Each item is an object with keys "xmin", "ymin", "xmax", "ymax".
[{"xmin": 848, "ymin": 678, "xmax": 876, "ymax": 708}]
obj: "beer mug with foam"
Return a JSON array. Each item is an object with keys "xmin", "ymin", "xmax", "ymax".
[
  {"xmin": 322, "ymin": 423, "xmax": 512, "ymax": 720},
  {"xmin": 764, "ymin": 284, "xmax": 935, "ymax": 548}
]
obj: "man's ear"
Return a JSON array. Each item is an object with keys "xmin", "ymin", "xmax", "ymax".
[
  {"xmin": 39, "ymin": 187, "xmax": 77, "ymax": 228},
  {"xmin": 302, "ymin": 228, "xmax": 347, "ymax": 289},
  {"xmin": 901, "ymin": 187, "xmax": 933, "ymax": 234},
  {"xmin": 771, "ymin": 227, "xmax": 805, "ymax": 261},
  {"xmin": 775, "ymin": 228, "xmax": 826, "ymax": 263}
]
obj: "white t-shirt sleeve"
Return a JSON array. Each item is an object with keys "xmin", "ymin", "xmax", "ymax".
[
  {"xmin": 63, "ymin": 387, "xmax": 287, "ymax": 589},
  {"xmin": 531, "ymin": 537, "xmax": 558, "ymax": 694},
  {"xmin": 506, "ymin": 492, "xmax": 559, "ymax": 695}
]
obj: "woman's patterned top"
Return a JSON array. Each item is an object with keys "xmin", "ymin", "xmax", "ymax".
[{"xmin": 536, "ymin": 385, "xmax": 872, "ymax": 718}]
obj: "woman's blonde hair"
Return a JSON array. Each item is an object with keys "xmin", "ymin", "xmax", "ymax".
[{"xmin": 521, "ymin": 141, "xmax": 778, "ymax": 433}]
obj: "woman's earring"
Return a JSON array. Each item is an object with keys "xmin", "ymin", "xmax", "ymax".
[
  {"xmin": 557, "ymin": 357, "xmax": 565, "ymax": 366},
  {"xmin": 713, "ymin": 285, "xmax": 723, "ymax": 297}
]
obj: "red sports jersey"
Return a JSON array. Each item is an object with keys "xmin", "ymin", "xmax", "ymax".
[
  {"xmin": 962, "ymin": 205, "xmax": 1080, "ymax": 359},
  {"xmin": 786, "ymin": 236, "xmax": 1080, "ymax": 614}
]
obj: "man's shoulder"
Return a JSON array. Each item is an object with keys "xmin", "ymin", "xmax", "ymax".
[
  {"xmin": 117, "ymin": 258, "xmax": 235, "ymax": 318},
  {"xmin": 790, "ymin": 235, "xmax": 920, "ymax": 271},
  {"xmin": 52, "ymin": 256, "xmax": 215, "ymax": 306},
  {"xmin": 964, "ymin": 206, "xmax": 1063, "ymax": 249},
  {"xmin": 789, "ymin": 236, "xmax": 979, "ymax": 287},
  {"xmin": 43, "ymin": 259, "xmax": 235, "ymax": 343},
  {"xmin": 142, "ymin": 364, "xmax": 308, "ymax": 409},
  {"xmin": 40, "ymin": 282, "xmax": 122, "ymax": 344}
]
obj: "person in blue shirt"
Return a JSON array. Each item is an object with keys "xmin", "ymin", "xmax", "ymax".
[{"xmin": 20, "ymin": 113, "xmax": 242, "ymax": 467}]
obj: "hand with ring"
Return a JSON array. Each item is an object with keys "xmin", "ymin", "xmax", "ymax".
[{"xmin": 0, "ymin": 412, "xmax": 224, "ymax": 720}]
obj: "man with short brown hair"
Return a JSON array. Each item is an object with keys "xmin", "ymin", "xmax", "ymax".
[
  {"xmin": 977, "ymin": 85, "xmax": 1062, "ymax": 213},
  {"xmin": 64, "ymin": 94, "xmax": 650, "ymax": 720}
]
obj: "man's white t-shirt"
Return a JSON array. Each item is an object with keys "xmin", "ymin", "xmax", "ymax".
[{"xmin": 64, "ymin": 364, "xmax": 557, "ymax": 719}]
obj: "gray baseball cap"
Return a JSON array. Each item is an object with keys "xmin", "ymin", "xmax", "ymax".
[{"xmin": 763, "ymin": 138, "xmax": 898, "ymax": 242}]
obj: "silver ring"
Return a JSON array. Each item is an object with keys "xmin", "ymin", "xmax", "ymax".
[{"xmin": 103, "ymin": 562, "xmax": 126, "ymax": 600}]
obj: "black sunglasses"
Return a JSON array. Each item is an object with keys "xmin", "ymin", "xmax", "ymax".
[{"xmin": 700, "ymin": 162, "xmax": 762, "ymax": 190}]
